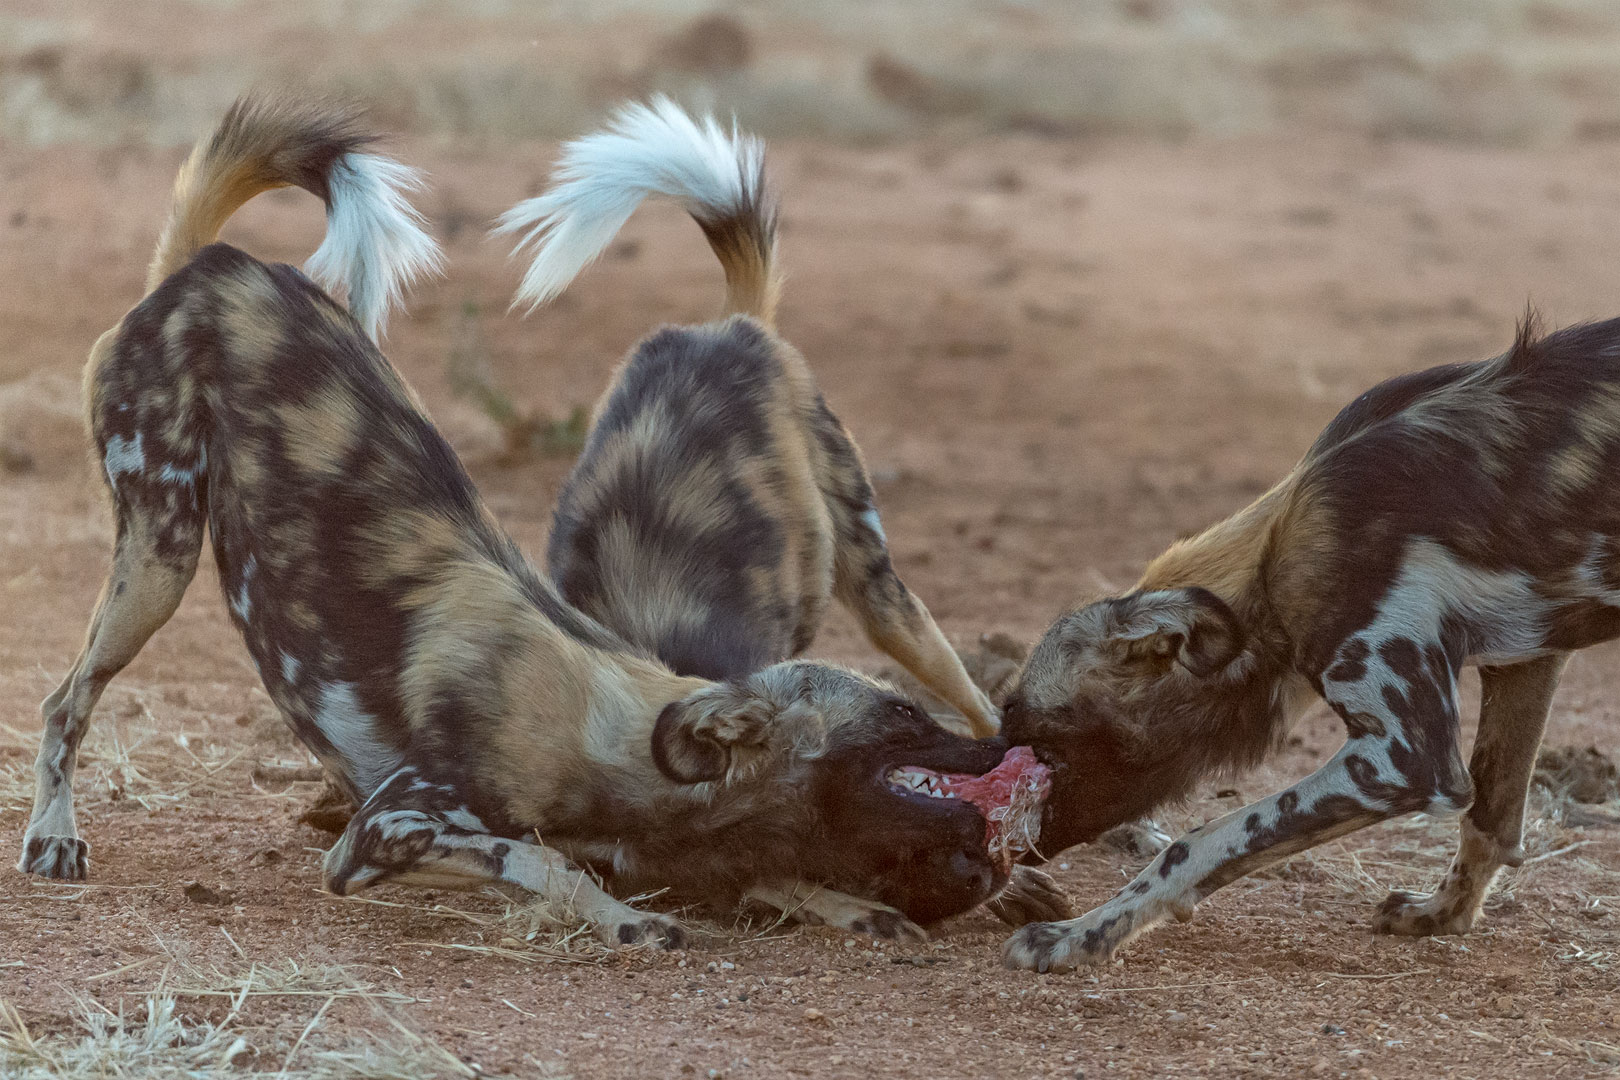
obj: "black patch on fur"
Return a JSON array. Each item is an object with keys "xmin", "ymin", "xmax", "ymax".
[
  {"xmin": 1158, "ymin": 841, "xmax": 1190, "ymax": 877},
  {"xmin": 1323, "ymin": 639, "xmax": 1369, "ymax": 683}
]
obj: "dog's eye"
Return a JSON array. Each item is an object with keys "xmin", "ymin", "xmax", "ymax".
[{"xmin": 890, "ymin": 701, "xmax": 925, "ymax": 722}]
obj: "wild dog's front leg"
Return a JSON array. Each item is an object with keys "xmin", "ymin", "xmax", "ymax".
[
  {"xmin": 1377, "ymin": 652, "xmax": 1568, "ymax": 937},
  {"xmin": 1003, "ymin": 748, "xmax": 1390, "ymax": 971},
  {"xmin": 745, "ymin": 880, "xmax": 927, "ymax": 941},
  {"xmin": 323, "ymin": 768, "xmax": 685, "ymax": 949},
  {"xmin": 1006, "ymin": 634, "xmax": 1473, "ymax": 971}
]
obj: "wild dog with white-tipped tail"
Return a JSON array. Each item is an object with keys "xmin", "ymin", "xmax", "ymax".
[
  {"xmin": 497, "ymin": 99, "xmax": 1067, "ymax": 932},
  {"xmin": 498, "ymin": 98, "xmax": 1001, "ymax": 741}
]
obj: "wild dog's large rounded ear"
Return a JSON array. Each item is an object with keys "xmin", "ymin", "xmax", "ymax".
[
  {"xmin": 651, "ymin": 687, "xmax": 775, "ymax": 785},
  {"xmin": 1109, "ymin": 587, "xmax": 1244, "ymax": 677}
]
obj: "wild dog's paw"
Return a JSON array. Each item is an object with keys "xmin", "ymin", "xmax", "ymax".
[
  {"xmin": 605, "ymin": 910, "xmax": 688, "ymax": 950},
  {"xmin": 849, "ymin": 906, "xmax": 928, "ymax": 943},
  {"xmin": 1003, "ymin": 907, "xmax": 1137, "ymax": 973},
  {"xmin": 1372, "ymin": 889, "xmax": 1478, "ymax": 938},
  {"xmin": 18, "ymin": 834, "xmax": 89, "ymax": 880},
  {"xmin": 1100, "ymin": 818, "xmax": 1174, "ymax": 858},
  {"xmin": 987, "ymin": 866, "xmax": 1074, "ymax": 927},
  {"xmin": 792, "ymin": 890, "xmax": 927, "ymax": 942}
]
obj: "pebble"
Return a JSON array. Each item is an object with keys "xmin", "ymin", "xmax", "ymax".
[{"xmin": 181, "ymin": 881, "xmax": 232, "ymax": 906}]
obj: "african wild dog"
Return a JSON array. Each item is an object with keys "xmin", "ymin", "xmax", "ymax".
[
  {"xmin": 496, "ymin": 98, "xmax": 1000, "ymax": 741},
  {"xmin": 499, "ymin": 99, "xmax": 1065, "ymax": 928},
  {"xmin": 17, "ymin": 93, "xmax": 1047, "ymax": 946},
  {"xmin": 1000, "ymin": 312, "xmax": 1620, "ymax": 971}
]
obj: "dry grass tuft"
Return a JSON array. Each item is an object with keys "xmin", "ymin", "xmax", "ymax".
[
  {"xmin": 165, "ymin": 958, "xmax": 414, "ymax": 1005},
  {"xmin": 334, "ymin": 884, "xmax": 792, "ymax": 967},
  {"xmin": 335, "ymin": 890, "xmax": 622, "ymax": 964},
  {"xmin": 0, "ymin": 991, "xmax": 486, "ymax": 1079}
]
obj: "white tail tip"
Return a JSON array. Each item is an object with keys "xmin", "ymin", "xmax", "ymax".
[
  {"xmin": 304, "ymin": 153, "xmax": 444, "ymax": 342},
  {"xmin": 493, "ymin": 95, "xmax": 765, "ymax": 313}
]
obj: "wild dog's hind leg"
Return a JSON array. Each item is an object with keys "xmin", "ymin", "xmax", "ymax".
[
  {"xmin": 810, "ymin": 405, "xmax": 998, "ymax": 736},
  {"xmin": 322, "ymin": 767, "xmax": 686, "ymax": 949},
  {"xmin": 745, "ymin": 879, "xmax": 926, "ymax": 941},
  {"xmin": 20, "ymin": 382, "xmax": 206, "ymax": 878},
  {"xmin": 1377, "ymin": 651, "xmax": 1569, "ymax": 936}
]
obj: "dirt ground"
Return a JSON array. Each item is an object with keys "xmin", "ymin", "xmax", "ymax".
[{"xmin": 4, "ymin": 126, "xmax": 1620, "ymax": 1078}]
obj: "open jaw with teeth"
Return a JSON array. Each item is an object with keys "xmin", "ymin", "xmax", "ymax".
[{"xmin": 885, "ymin": 745, "xmax": 1052, "ymax": 871}]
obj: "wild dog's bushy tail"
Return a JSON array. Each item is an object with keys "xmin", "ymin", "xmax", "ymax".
[
  {"xmin": 146, "ymin": 92, "xmax": 442, "ymax": 341},
  {"xmin": 496, "ymin": 96, "xmax": 780, "ymax": 326}
]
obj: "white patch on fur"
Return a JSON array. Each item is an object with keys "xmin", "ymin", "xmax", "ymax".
[
  {"xmin": 280, "ymin": 652, "xmax": 301, "ymax": 685},
  {"xmin": 1317, "ymin": 541, "xmax": 1502, "ymax": 816},
  {"xmin": 364, "ymin": 766, "xmax": 414, "ymax": 806},
  {"xmin": 229, "ymin": 554, "xmax": 257, "ymax": 623},
  {"xmin": 313, "ymin": 679, "xmax": 402, "ymax": 794},
  {"xmin": 304, "ymin": 153, "xmax": 443, "ymax": 343},
  {"xmin": 372, "ymin": 809, "xmax": 431, "ymax": 843},
  {"xmin": 1389, "ymin": 539, "xmax": 1544, "ymax": 663},
  {"xmin": 102, "ymin": 433, "xmax": 145, "ymax": 491},
  {"xmin": 1329, "ymin": 539, "xmax": 1546, "ymax": 724},
  {"xmin": 158, "ymin": 445, "xmax": 206, "ymax": 486},
  {"xmin": 442, "ymin": 806, "xmax": 485, "ymax": 832},
  {"xmin": 1570, "ymin": 532, "xmax": 1620, "ymax": 607},
  {"xmin": 860, "ymin": 507, "xmax": 887, "ymax": 545},
  {"xmin": 495, "ymin": 96, "xmax": 767, "ymax": 310}
]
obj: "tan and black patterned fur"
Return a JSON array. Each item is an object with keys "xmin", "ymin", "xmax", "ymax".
[
  {"xmin": 538, "ymin": 104, "xmax": 999, "ymax": 739},
  {"xmin": 17, "ymin": 94, "xmax": 1019, "ymax": 948},
  {"xmin": 1002, "ymin": 313, "xmax": 1620, "ymax": 971}
]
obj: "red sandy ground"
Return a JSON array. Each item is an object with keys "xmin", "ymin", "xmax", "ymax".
[{"xmin": 3, "ymin": 131, "xmax": 1620, "ymax": 1077}]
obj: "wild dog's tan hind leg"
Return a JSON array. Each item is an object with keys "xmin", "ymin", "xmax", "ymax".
[
  {"xmin": 1376, "ymin": 651, "xmax": 1570, "ymax": 936},
  {"xmin": 813, "ymin": 411, "xmax": 998, "ymax": 736},
  {"xmin": 853, "ymin": 583, "xmax": 1000, "ymax": 738},
  {"xmin": 745, "ymin": 879, "xmax": 926, "ymax": 941},
  {"xmin": 20, "ymin": 499, "xmax": 204, "ymax": 879},
  {"xmin": 322, "ymin": 767, "xmax": 685, "ymax": 949}
]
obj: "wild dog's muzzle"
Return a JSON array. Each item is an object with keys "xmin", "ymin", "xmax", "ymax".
[{"xmin": 884, "ymin": 746, "xmax": 1052, "ymax": 873}]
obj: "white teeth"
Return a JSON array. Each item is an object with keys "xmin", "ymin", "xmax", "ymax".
[{"xmin": 887, "ymin": 769, "xmax": 958, "ymax": 798}]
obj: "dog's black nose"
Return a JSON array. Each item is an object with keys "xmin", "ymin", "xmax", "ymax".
[{"xmin": 949, "ymin": 849, "xmax": 992, "ymax": 894}]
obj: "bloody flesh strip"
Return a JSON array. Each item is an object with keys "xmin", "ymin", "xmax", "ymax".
[{"xmin": 885, "ymin": 746, "xmax": 1052, "ymax": 871}]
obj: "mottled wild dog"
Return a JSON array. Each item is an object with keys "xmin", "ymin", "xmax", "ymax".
[
  {"xmin": 1001, "ymin": 312, "xmax": 1620, "ymax": 971},
  {"xmin": 496, "ymin": 98, "xmax": 1000, "ymax": 740},
  {"xmin": 499, "ymin": 100, "xmax": 1065, "ymax": 928},
  {"xmin": 19, "ymin": 94, "xmax": 1045, "ymax": 946}
]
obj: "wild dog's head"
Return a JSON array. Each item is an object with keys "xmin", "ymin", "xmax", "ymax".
[
  {"xmin": 651, "ymin": 661, "xmax": 1047, "ymax": 925},
  {"xmin": 1001, "ymin": 587, "xmax": 1268, "ymax": 855}
]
